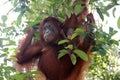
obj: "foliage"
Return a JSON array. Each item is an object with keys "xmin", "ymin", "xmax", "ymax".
[
  {"xmin": 90, "ymin": 0, "xmax": 120, "ymax": 20},
  {"xmin": 0, "ymin": 0, "xmax": 120, "ymax": 80},
  {"xmin": 91, "ymin": 26, "xmax": 119, "ymax": 56},
  {"xmin": 86, "ymin": 46, "xmax": 120, "ymax": 80},
  {"xmin": 58, "ymin": 28, "xmax": 89, "ymax": 65}
]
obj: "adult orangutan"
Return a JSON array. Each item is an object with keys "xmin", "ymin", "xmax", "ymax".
[{"xmin": 14, "ymin": 17, "xmax": 74, "ymax": 80}]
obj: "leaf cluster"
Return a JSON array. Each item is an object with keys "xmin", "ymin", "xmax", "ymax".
[
  {"xmin": 90, "ymin": 0, "xmax": 120, "ymax": 21},
  {"xmin": 58, "ymin": 28, "xmax": 89, "ymax": 65},
  {"xmin": 91, "ymin": 26, "xmax": 119, "ymax": 56}
]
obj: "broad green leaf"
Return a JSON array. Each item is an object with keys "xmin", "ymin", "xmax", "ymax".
[
  {"xmin": 74, "ymin": 28, "xmax": 87, "ymax": 39},
  {"xmin": 5, "ymin": 66, "xmax": 15, "ymax": 71},
  {"xmin": 65, "ymin": 7, "xmax": 73, "ymax": 18},
  {"xmin": 91, "ymin": 24, "xmax": 98, "ymax": 29},
  {"xmin": 96, "ymin": 8, "xmax": 104, "ymax": 21},
  {"xmin": 74, "ymin": 2, "xmax": 83, "ymax": 15},
  {"xmin": 74, "ymin": 49, "xmax": 88, "ymax": 61},
  {"xmin": 58, "ymin": 40, "xmax": 69, "ymax": 45},
  {"xmin": 65, "ymin": 44, "xmax": 73, "ymax": 50},
  {"xmin": 9, "ymin": 57, "xmax": 18, "ymax": 61},
  {"xmin": 59, "ymin": 49, "xmax": 68, "ymax": 54},
  {"xmin": 11, "ymin": 73, "xmax": 27, "ymax": 80},
  {"xmin": 70, "ymin": 54, "xmax": 77, "ymax": 65},
  {"xmin": 117, "ymin": 17, "xmax": 120, "ymax": 29},
  {"xmin": 71, "ymin": 33, "xmax": 78, "ymax": 40},
  {"xmin": 58, "ymin": 50, "xmax": 68, "ymax": 59},
  {"xmin": 75, "ymin": 28, "xmax": 84, "ymax": 34}
]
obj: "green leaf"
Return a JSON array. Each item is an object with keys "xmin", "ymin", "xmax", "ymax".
[
  {"xmin": 71, "ymin": 33, "xmax": 78, "ymax": 40},
  {"xmin": 109, "ymin": 27, "xmax": 114, "ymax": 33},
  {"xmin": 96, "ymin": 7, "xmax": 104, "ymax": 21},
  {"xmin": 107, "ymin": 39, "xmax": 119, "ymax": 46},
  {"xmin": 5, "ymin": 66, "xmax": 15, "ymax": 71},
  {"xmin": 17, "ymin": 14, "xmax": 23, "ymax": 25},
  {"xmin": 64, "ymin": 6, "xmax": 73, "ymax": 18},
  {"xmin": 58, "ymin": 50, "xmax": 68, "ymax": 59},
  {"xmin": 109, "ymin": 27, "xmax": 117, "ymax": 36},
  {"xmin": 74, "ymin": 28, "xmax": 84, "ymax": 34},
  {"xmin": 74, "ymin": 49, "xmax": 88, "ymax": 61},
  {"xmin": 98, "ymin": 48, "xmax": 107, "ymax": 56},
  {"xmin": 31, "ymin": 70, "xmax": 41, "ymax": 74},
  {"xmin": 75, "ymin": 28, "xmax": 88, "ymax": 39},
  {"xmin": 103, "ymin": 10, "xmax": 109, "ymax": 17},
  {"xmin": 9, "ymin": 57, "xmax": 18, "ymax": 61},
  {"xmin": 112, "ymin": 8, "xmax": 116, "ymax": 17},
  {"xmin": 0, "ymin": 54, "xmax": 6, "ymax": 58},
  {"xmin": 105, "ymin": 4, "xmax": 114, "ymax": 10},
  {"xmin": 59, "ymin": 49, "xmax": 68, "ymax": 54},
  {"xmin": 117, "ymin": 17, "xmax": 120, "ymax": 29},
  {"xmin": 74, "ymin": 2, "xmax": 83, "ymax": 15},
  {"xmin": 11, "ymin": 73, "xmax": 27, "ymax": 80},
  {"xmin": 112, "ymin": 40, "xmax": 119, "ymax": 45},
  {"xmin": 70, "ymin": 54, "xmax": 77, "ymax": 65},
  {"xmin": 1, "ymin": 15, "xmax": 7, "ymax": 22},
  {"xmin": 58, "ymin": 39, "xmax": 69, "ymax": 45},
  {"xmin": 65, "ymin": 44, "xmax": 73, "ymax": 50}
]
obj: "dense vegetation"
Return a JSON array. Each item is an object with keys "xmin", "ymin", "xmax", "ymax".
[{"xmin": 0, "ymin": 0, "xmax": 120, "ymax": 80}]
